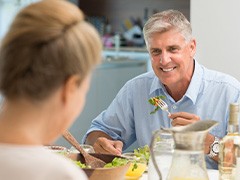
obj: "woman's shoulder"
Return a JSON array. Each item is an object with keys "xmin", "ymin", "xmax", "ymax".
[
  {"xmin": 38, "ymin": 150, "xmax": 87, "ymax": 179},
  {"xmin": 0, "ymin": 146, "xmax": 88, "ymax": 180}
]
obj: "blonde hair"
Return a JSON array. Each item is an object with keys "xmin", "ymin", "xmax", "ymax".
[
  {"xmin": 0, "ymin": 0, "xmax": 102, "ymax": 100},
  {"xmin": 143, "ymin": 9, "xmax": 192, "ymax": 49}
]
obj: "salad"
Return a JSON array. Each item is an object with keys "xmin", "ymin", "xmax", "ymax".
[
  {"xmin": 74, "ymin": 145, "xmax": 150, "ymax": 172},
  {"xmin": 148, "ymin": 95, "xmax": 166, "ymax": 114},
  {"xmin": 133, "ymin": 145, "xmax": 150, "ymax": 164},
  {"xmin": 74, "ymin": 160, "xmax": 91, "ymax": 168},
  {"xmin": 104, "ymin": 157, "xmax": 129, "ymax": 168},
  {"xmin": 74, "ymin": 157, "xmax": 129, "ymax": 169}
]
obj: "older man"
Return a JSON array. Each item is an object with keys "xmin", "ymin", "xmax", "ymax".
[{"xmin": 83, "ymin": 9, "xmax": 240, "ymax": 169}]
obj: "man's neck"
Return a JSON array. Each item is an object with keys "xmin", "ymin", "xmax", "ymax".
[
  {"xmin": 164, "ymin": 85, "xmax": 187, "ymax": 102},
  {"xmin": 164, "ymin": 60, "xmax": 195, "ymax": 102}
]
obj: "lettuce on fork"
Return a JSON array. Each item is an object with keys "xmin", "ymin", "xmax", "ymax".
[{"xmin": 148, "ymin": 95, "xmax": 166, "ymax": 114}]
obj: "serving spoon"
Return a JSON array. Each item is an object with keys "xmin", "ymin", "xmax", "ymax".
[{"xmin": 62, "ymin": 130, "xmax": 106, "ymax": 168}]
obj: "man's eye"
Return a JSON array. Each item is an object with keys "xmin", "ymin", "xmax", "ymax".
[
  {"xmin": 151, "ymin": 49, "xmax": 161, "ymax": 56},
  {"xmin": 169, "ymin": 47, "xmax": 178, "ymax": 52}
]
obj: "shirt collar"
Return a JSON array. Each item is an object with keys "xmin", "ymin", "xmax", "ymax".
[
  {"xmin": 149, "ymin": 60, "xmax": 203, "ymax": 104},
  {"xmin": 184, "ymin": 60, "xmax": 203, "ymax": 104},
  {"xmin": 149, "ymin": 73, "xmax": 163, "ymax": 95}
]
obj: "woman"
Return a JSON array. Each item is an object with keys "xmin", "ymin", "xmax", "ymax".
[{"xmin": 0, "ymin": 0, "xmax": 102, "ymax": 179}]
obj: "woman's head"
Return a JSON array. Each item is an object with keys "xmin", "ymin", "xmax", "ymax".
[
  {"xmin": 0, "ymin": 0, "xmax": 102, "ymax": 101},
  {"xmin": 143, "ymin": 9, "xmax": 192, "ymax": 50}
]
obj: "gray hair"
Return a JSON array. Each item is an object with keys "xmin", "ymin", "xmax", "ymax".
[{"xmin": 143, "ymin": 9, "xmax": 192, "ymax": 49}]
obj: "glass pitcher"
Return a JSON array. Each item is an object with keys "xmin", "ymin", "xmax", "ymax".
[
  {"xmin": 150, "ymin": 120, "xmax": 218, "ymax": 180},
  {"xmin": 148, "ymin": 130, "xmax": 174, "ymax": 180}
]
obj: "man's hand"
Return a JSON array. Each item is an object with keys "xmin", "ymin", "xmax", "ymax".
[
  {"xmin": 169, "ymin": 112, "xmax": 200, "ymax": 126},
  {"xmin": 93, "ymin": 137, "xmax": 123, "ymax": 155},
  {"xmin": 169, "ymin": 112, "xmax": 219, "ymax": 162},
  {"xmin": 85, "ymin": 131, "xmax": 123, "ymax": 156}
]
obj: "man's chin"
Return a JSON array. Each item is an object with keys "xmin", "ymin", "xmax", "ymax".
[{"xmin": 159, "ymin": 77, "xmax": 177, "ymax": 87}]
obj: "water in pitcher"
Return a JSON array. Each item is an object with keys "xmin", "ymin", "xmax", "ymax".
[
  {"xmin": 149, "ymin": 120, "xmax": 218, "ymax": 180},
  {"xmin": 148, "ymin": 132, "xmax": 174, "ymax": 180},
  {"xmin": 148, "ymin": 153, "xmax": 173, "ymax": 179}
]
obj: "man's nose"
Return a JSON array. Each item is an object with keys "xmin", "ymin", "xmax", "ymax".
[{"xmin": 160, "ymin": 52, "xmax": 171, "ymax": 64}]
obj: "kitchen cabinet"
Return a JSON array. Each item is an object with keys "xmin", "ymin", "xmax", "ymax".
[{"xmin": 79, "ymin": 0, "xmax": 190, "ymax": 34}]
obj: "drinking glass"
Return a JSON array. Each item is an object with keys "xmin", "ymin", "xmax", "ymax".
[
  {"xmin": 69, "ymin": 144, "xmax": 95, "ymax": 154},
  {"xmin": 45, "ymin": 145, "xmax": 68, "ymax": 155}
]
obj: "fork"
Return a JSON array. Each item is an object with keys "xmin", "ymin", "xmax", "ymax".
[
  {"xmin": 62, "ymin": 130, "xmax": 106, "ymax": 168},
  {"xmin": 155, "ymin": 98, "xmax": 171, "ymax": 116}
]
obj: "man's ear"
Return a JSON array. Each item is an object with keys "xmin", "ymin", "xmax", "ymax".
[
  {"xmin": 190, "ymin": 38, "xmax": 196, "ymax": 57},
  {"xmin": 61, "ymin": 75, "xmax": 80, "ymax": 104}
]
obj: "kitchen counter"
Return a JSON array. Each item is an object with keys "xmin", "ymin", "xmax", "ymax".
[{"xmin": 103, "ymin": 47, "xmax": 152, "ymax": 71}]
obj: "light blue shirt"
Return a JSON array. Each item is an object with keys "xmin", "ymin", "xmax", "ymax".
[{"xmin": 83, "ymin": 60, "xmax": 240, "ymax": 169}]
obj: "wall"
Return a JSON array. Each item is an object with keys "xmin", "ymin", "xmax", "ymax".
[
  {"xmin": 191, "ymin": 0, "xmax": 240, "ymax": 80},
  {"xmin": 0, "ymin": 1, "xmax": 26, "ymax": 40},
  {"xmin": 0, "ymin": 0, "xmax": 72, "ymax": 40}
]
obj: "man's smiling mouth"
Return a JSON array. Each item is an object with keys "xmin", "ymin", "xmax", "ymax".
[{"xmin": 161, "ymin": 67, "xmax": 176, "ymax": 72}]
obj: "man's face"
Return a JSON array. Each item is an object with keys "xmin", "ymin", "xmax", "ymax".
[{"xmin": 148, "ymin": 29, "xmax": 196, "ymax": 89}]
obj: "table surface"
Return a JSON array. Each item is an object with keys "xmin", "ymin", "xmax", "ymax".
[{"xmin": 139, "ymin": 169, "xmax": 219, "ymax": 180}]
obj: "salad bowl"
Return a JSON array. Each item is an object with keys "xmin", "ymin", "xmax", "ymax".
[{"xmin": 67, "ymin": 153, "xmax": 130, "ymax": 180}]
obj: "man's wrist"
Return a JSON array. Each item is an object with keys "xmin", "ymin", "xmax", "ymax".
[{"xmin": 208, "ymin": 136, "xmax": 220, "ymax": 158}]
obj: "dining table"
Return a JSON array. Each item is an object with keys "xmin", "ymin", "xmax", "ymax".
[{"xmin": 139, "ymin": 169, "xmax": 219, "ymax": 180}]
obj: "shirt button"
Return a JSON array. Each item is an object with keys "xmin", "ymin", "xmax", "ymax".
[{"xmin": 172, "ymin": 105, "xmax": 177, "ymax": 109}]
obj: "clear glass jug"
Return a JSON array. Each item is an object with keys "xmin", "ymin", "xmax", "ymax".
[
  {"xmin": 150, "ymin": 120, "xmax": 218, "ymax": 180},
  {"xmin": 148, "ymin": 130, "xmax": 174, "ymax": 180}
]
